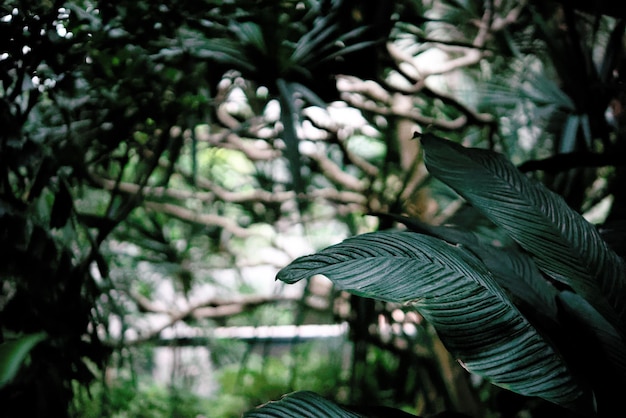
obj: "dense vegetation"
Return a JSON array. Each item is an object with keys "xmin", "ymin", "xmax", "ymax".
[
  {"xmin": 1, "ymin": 0, "xmax": 624, "ymax": 417},
  {"xmin": 264, "ymin": 134, "xmax": 626, "ymax": 417}
]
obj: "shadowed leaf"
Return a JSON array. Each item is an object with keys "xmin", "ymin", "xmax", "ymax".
[
  {"xmin": 277, "ymin": 231, "xmax": 593, "ymax": 412},
  {"xmin": 421, "ymin": 134, "xmax": 626, "ymax": 340}
]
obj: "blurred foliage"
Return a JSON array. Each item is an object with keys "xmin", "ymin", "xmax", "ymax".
[
  {"xmin": 72, "ymin": 377, "xmax": 212, "ymax": 418},
  {"xmin": 69, "ymin": 340, "xmax": 345, "ymax": 418},
  {"xmin": 1, "ymin": 0, "xmax": 624, "ymax": 416},
  {"xmin": 208, "ymin": 341, "xmax": 345, "ymax": 418}
]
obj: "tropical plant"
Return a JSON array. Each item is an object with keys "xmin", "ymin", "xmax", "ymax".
[
  {"xmin": 71, "ymin": 376, "xmax": 212, "ymax": 418},
  {"xmin": 0, "ymin": 0, "xmax": 390, "ymax": 414},
  {"xmin": 248, "ymin": 134, "xmax": 626, "ymax": 417},
  {"xmin": 3, "ymin": 0, "xmax": 625, "ymax": 416},
  {"xmin": 180, "ymin": 0, "xmax": 391, "ymax": 199}
]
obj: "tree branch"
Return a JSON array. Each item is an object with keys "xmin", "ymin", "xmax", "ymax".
[
  {"xmin": 302, "ymin": 147, "xmax": 368, "ymax": 192},
  {"xmin": 143, "ymin": 201, "xmax": 252, "ymax": 237},
  {"xmin": 118, "ymin": 293, "xmax": 303, "ymax": 346},
  {"xmin": 303, "ymin": 115, "xmax": 380, "ymax": 178},
  {"xmin": 341, "ymin": 86, "xmax": 470, "ymax": 131}
]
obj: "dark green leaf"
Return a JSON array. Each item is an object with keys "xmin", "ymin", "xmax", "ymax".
[
  {"xmin": 421, "ymin": 134, "xmax": 626, "ymax": 339},
  {"xmin": 318, "ymin": 40, "xmax": 380, "ymax": 64},
  {"xmin": 379, "ymin": 214, "xmax": 559, "ymax": 323},
  {"xmin": 558, "ymin": 290, "xmax": 626, "ymax": 377},
  {"xmin": 244, "ymin": 391, "xmax": 361, "ymax": 418},
  {"xmin": 476, "ymin": 245, "xmax": 559, "ymax": 321},
  {"xmin": 0, "ymin": 332, "xmax": 47, "ymax": 389},
  {"xmin": 278, "ymin": 231, "xmax": 593, "ymax": 412},
  {"xmin": 302, "ymin": 26, "xmax": 372, "ymax": 65},
  {"xmin": 291, "ymin": 19, "xmax": 339, "ymax": 64}
]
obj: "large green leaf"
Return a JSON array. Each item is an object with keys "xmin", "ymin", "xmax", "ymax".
[
  {"xmin": 558, "ymin": 290, "xmax": 626, "ymax": 378},
  {"xmin": 244, "ymin": 391, "xmax": 361, "ymax": 418},
  {"xmin": 277, "ymin": 231, "xmax": 593, "ymax": 412},
  {"xmin": 420, "ymin": 134, "xmax": 626, "ymax": 339},
  {"xmin": 378, "ymin": 214, "xmax": 560, "ymax": 324},
  {"xmin": 244, "ymin": 390, "xmax": 420, "ymax": 418}
]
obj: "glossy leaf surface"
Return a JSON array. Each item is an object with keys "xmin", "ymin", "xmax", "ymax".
[
  {"xmin": 244, "ymin": 391, "xmax": 361, "ymax": 418},
  {"xmin": 421, "ymin": 134, "xmax": 626, "ymax": 339},
  {"xmin": 278, "ymin": 231, "xmax": 592, "ymax": 411}
]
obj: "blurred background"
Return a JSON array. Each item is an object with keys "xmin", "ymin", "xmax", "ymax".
[{"xmin": 1, "ymin": 0, "xmax": 625, "ymax": 417}]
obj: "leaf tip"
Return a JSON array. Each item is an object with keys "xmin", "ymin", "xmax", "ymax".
[{"xmin": 275, "ymin": 267, "xmax": 303, "ymax": 284}]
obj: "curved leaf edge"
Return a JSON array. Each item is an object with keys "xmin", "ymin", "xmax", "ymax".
[
  {"xmin": 419, "ymin": 133, "xmax": 626, "ymax": 341},
  {"xmin": 277, "ymin": 231, "xmax": 595, "ymax": 413},
  {"xmin": 243, "ymin": 390, "xmax": 421, "ymax": 418}
]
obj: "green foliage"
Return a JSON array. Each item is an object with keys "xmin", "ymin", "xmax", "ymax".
[
  {"xmin": 72, "ymin": 378, "xmax": 211, "ymax": 418},
  {"xmin": 420, "ymin": 134, "xmax": 626, "ymax": 336},
  {"xmin": 280, "ymin": 230, "xmax": 591, "ymax": 410},
  {"xmin": 208, "ymin": 342, "xmax": 344, "ymax": 418},
  {"xmin": 2, "ymin": 0, "xmax": 625, "ymax": 416},
  {"xmin": 244, "ymin": 391, "xmax": 363, "ymax": 418},
  {"xmin": 271, "ymin": 135, "xmax": 626, "ymax": 417},
  {"xmin": 0, "ymin": 332, "xmax": 46, "ymax": 389}
]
